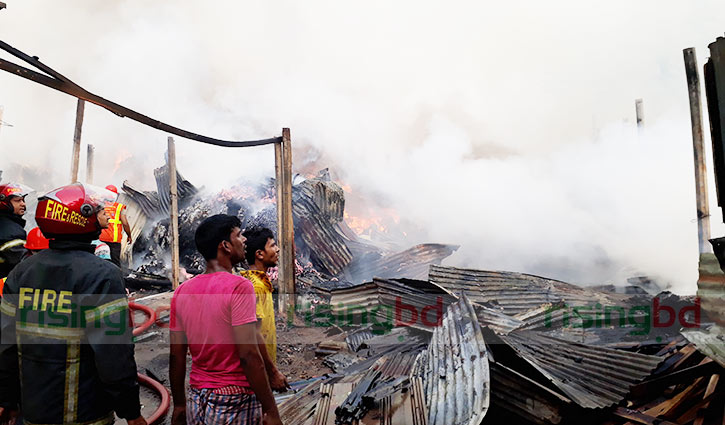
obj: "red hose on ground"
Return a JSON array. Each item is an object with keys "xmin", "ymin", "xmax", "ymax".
[
  {"xmin": 129, "ymin": 302, "xmax": 157, "ymax": 336},
  {"xmin": 138, "ymin": 373, "xmax": 170, "ymax": 425}
]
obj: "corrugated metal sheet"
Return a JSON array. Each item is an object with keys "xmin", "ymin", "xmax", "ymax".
[
  {"xmin": 682, "ymin": 324, "xmax": 725, "ymax": 368},
  {"xmin": 328, "ymin": 282, "xmax": 379, "ymax": 320},
  {"xmin": 354, "ymin": 244, "xmax": 458, "ymax": 282},
  {"xmin": 297, "ymin": 171, "xmax": 345, "ymax": 224},
  {"xmin": 500, "ymin": 331, "xmax": 662, "ymax": 409},
  {"xmin": 293, "ymin": 192, "xmax": 353, "ymax": 276},
  {"xmin": 278, "ymin": 381, "xmax": 322, "ymax": 425},
  {"xmin": 153, "ymin": 164, "xmax": 199, "ymax": 216},
  {"xmin": 697, "ymin": 253, "xmax": 725, "ymax": 326},
  {"xmin": 424, "ymin": 295, "xmax": 490, "ymax": 425},
  {"xmin": 429, "ymin": 265, "xmax": 639, "ymax": 316},
  {"xmin": 380, "ymin": 377, "xmax": 428, "ymax": 425},
  {"xmin": 117, "ymin": 194, "xmax": 147, "ymax": 267},
  {"xmin": 375, "ymin": 278, "xmax": 457, "ymax": 332}
]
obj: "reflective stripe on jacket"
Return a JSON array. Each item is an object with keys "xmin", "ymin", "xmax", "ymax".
[{"xmin": 99, "ymin": 202, "xmax": 125, "ymax": 243}]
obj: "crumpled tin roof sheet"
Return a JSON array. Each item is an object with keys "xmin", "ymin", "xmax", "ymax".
[
  {"xmin": 423, "ymin": 295, "xmax": 490, "ymax": 425},
  {"xmin": 500, "ymin": 331, "xmax": 662, "ymax": 409},
  {"xmin": 428, "ymin": 265, "xmax": 639, "ymax": 316},
  {"xmin": 682, "ymin": 324, "xmax": 725, "ymax": 368}
]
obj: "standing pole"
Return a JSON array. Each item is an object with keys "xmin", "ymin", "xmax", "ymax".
[
  {"xmin": 684, "ymin": 48, "xmax": 712, "ymax": 254},
  {"xmin": 85, "ymin": 144, "xmax": 95, "ymax": 184},
  {"xmin": 281, "ymin": 128, "xmax": 296, "ymax": 314},
  {"xmin": 168, "ymin": 137, "xmax": 180, "ymax": 289},
  {"xmin": 274, "ymin": 129, "xmax": 296, "ymax": 316},
  {"xmin": 70, "ymin": 99, "xmax": 85, "ymax": 183},
  {"xmin": 274, "ymin": 140, "xmax": 286, "ymax": 314},
  {"xmin": 635, "ymin": 99, "xmax": 644, "ymax": 131}
]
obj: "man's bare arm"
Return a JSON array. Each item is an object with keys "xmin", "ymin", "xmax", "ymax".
[
  {"xmin": 169, "ymin": 331, "xmax": 188, "ymax": 425},
  {"xmin": 120, "ymin": 210, "xmax": 132, "ymax": 243},
  {"xmin": 256, "ymin": 321, "xmax": 289, "ymax": 391},
  {"xmin": 232, "ymin": 323, "xmax": 282, "ymax": 424}
]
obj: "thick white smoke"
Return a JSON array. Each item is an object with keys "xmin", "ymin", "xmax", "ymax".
[{"xmin": 2, "ymin": 0, "xmax": 725, "ymax": 293}]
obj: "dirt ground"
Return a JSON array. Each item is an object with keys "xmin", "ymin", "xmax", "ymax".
[{"xmin": 129, "ymin": 290, "xmax": 333, "ymax": 423}]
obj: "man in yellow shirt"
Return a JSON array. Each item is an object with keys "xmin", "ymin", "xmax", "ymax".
[{"xmin": 240, "ymin": 227, "xmax": 289, "ymax": 392}]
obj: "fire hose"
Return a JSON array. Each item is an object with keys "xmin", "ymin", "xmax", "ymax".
[{"xmin": 129, "ymin": 302, "xmax": 170, "ymax": 424}]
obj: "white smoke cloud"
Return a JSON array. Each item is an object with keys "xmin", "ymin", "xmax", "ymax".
[{"xmin": 2, "ymin": 0, "xmax": 725, "ymax": 293}]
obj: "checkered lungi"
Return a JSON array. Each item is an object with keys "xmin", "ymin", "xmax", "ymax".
[{"xmin": 187, "ymin": 386, "xmax": 263, "ymax": 425}]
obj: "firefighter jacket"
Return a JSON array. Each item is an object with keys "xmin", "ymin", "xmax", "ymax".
[
  {"xmin": 0, "ymin": 240, "xmax": 141, "ymax": 424},
  {"xmin": 0, "ymin": 212, "xmax": 26, "ymax": 279}
]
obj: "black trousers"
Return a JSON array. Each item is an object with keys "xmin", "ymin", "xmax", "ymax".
[{"xmin": 106, "ymin": 242, "xmax": 122, "ymax": 267}]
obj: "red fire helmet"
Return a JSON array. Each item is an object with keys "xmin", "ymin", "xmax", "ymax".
[
  {"xmin": 0, "ymin": 182, "xmax": 34, "ymax": 212},
  {"xmin": 105, "ymin": 185, "xmax": 118, "ymax": 194},
  {"xmin": 36, "ymin": 183, "xmax": 117, "ymax": 237},
  {"xmin": 24, "ymin": 227, "xmax": 50, "ymax": 250}
]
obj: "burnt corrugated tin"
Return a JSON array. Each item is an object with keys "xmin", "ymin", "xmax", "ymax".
[
  {"xmin": 490, "ymin": 362, "xmax": 571, "ymax": 425},
  {"xmin": 428, "ymin": 265, "xmax": 638, "ymax": 316},
  {"xmin": 278, "ymin": 381, "xmax": 322, "ymax": 425},
  {"xmin": 375, "ymin": 278, "xmax": 457, "ymax": 332},
  {"xmin": 362, "ymin": 244, "xmax": 458, "ymax": 282},
  {"xmin": 474, "ymin": 303, "xmax": 524, "ymax": 335},
  {"xmin": 500, "ymin": 331, "xmax": 662, "ymax": 409},
  {"xmin": 293, "ymin": 191, "xmax": 353, "ymax": 276},
  {"xmin": 380, "ymin": 377, "xmax": 428, "ymax": 425},
  {"xmin": 153, "ymin": 164, "xmax": 199, "ymax": 216},
  {"xmin": 328, "ymin": 282, "xmax": 379, "ymax": 321},
  {"xmin": 682, "ymin": 324, "xmax": 725, "ymax": 369},
  {"xmin": 297, "ymin": 170, "xmax": 345, "ymax": 224},
  {"xmin": 346, "ymin": 328, "xmax": 375, "ymax": 352},
  {"xmin": 697, "ymin": 253, "xmax": 725, "ymax": 326},
  {"xmin": 424, "ymin": 295, "xmax": 490, "ymax": 425}
]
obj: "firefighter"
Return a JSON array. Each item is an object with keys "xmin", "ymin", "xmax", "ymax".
[
  {"xmin": 99, "ymin": 184, "xmax": 132, "ymax": 267},
  {"xmin": 0, "ymin": 183, "xmax": 146, "ymax": 425},
  {"xmin": 0, "ymin": 182, "xmax": 32, "ymax": 280},
  {"xmin": 0, "ymin": 228, "xmax": 51, "ymax": 297}
]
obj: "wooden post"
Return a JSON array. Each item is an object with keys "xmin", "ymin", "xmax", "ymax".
[
  {"xmin": 635, "ymin": 99, "xmax": 644, "ymax": 130},
  {"xmin": 168, "ymin": 137, "xmax": 180, "ymax": 289},
  {"xmin": 281, "ymin": 129, "xmax": 295, "ymax": 314},
  {"xmin": 70, "ymin": 99, "xmax": 85, "ymax": 183},
  {"xmin": 275, "ymin": 129, "xmax": 296, "ymax": 316},
  {"xmin": 274, "ymin": 140, "xmax": 286, "ymax": 314},
  {"xmin": 85, "ymin": 144, "xmax": 95, "ymax": 184},
  {"xmin": 684, "ymin": 48, "xmax": 713, "ymax": 254}
]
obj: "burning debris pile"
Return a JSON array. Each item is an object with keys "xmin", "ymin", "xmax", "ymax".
[
  {"xmin": 122, "ymin": 166, "xmax": 457, "ymax": 286},
  {"xmin": 275, "ymin": 264, "xmax": 725, "ymax": 425}
]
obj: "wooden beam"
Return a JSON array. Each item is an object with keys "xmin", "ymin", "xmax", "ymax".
[
  {"xmin": 70, "ymin": 99, "xmax": 84, "ymax": 183},
  {"xmin": 630, "ymin": 359, "xmax": 719, "ymax": 399},
  {"xmin": 613, "ymin": 407, "xmax": 678, "ymax": 425},
  {"xmin": 167, "ymin": 137, "xmax": 180, "ymax": 289},
  {"xmin": 0, "ymin": 41, "xmax": 281, "ymax": 149},
  {"xmin": 684, "ymin": 48, "xmax": 713, "ymax": 254},
  {"xmin": 85, "ymin": 144, "xmax": 95, "ymax": 184},
  {"xmin": 693, "ymin": 374, "xmax": 721, "ymax": 425},
  {"xmin": 281, "ymin": 128, "xmax": 295, "ymax": 315},
  {"xmin": 644, "ymin": 377, "xmax": 705, "ymax": 418}
]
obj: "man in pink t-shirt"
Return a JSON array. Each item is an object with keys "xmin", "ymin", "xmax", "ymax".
[{"xmin": 169, "ymin": 215, "xmax": 283, "ymax": 425}]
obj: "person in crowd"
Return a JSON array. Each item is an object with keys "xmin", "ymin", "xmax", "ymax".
[
  {"xmin": 169, "ymin": 215, "xmax": 283, "ymax": 425},
  {"xmin": 0, "ymin": 183, "xmax": 146, "ymax": 425},
  {"xmin": 240, "ymin": 227, "xmax": 289, "ymax": 391},
  {"xmin": 99, "ymin": 184, "xmax": 132, "ymax": 267},
  {"xmin": 0, "ymin": 183, "xmax": 31, "ymax": 280}
]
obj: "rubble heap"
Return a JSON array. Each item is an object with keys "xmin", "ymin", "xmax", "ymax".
[
  {"xmin": 123, "ymin": 167, "xmax": 457, "ymax": 285},
  {"xmin": 275, "ymin": 264, "xmax": 725, "ymax": 425}
]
